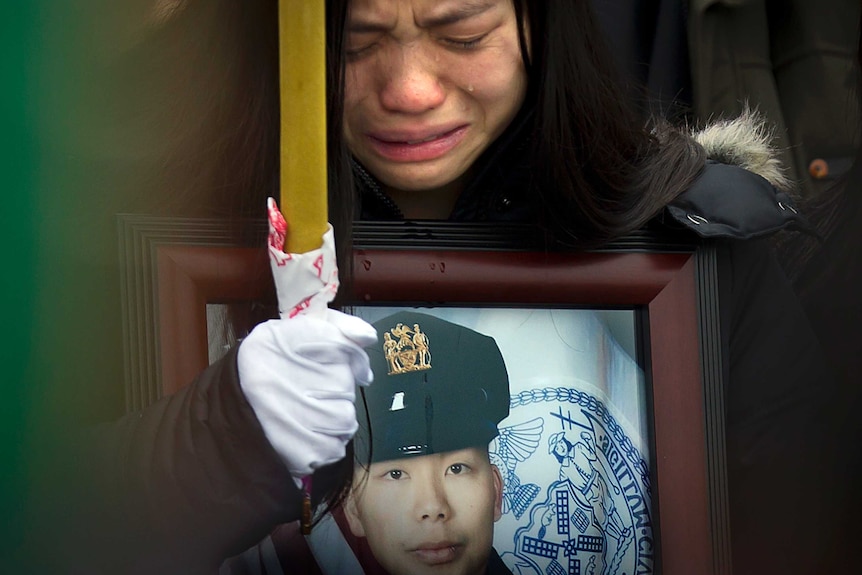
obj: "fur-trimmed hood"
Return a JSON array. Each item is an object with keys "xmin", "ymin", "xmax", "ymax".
[
  {"xmin": 666, "ymin": 108, "xmax": 810, "ymax": 240},
  {"xmin": 692, "ymin": 107, "xmax": 794, "ymax": 193}
]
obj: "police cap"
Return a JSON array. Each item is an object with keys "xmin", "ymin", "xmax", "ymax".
[{"xmin": 355, "ymin": 311, "xmax": 510, "ymax": 465}]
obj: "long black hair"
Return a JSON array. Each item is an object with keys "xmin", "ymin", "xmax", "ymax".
[
  {"xmin": 181, "ymin": 0, "xmax": 703, "ymax": 264},
  {"xmin": 323, "ymin": 0, "xmax": 706, "ymax": 254},
  {"xmin": 518, "ymin": 0, "xmax": 705, "ymax": 245}
]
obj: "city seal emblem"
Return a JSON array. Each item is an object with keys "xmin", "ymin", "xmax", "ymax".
[{"xmin": 492, "ymin": 385, "xmax": 653, "ymax": 575}]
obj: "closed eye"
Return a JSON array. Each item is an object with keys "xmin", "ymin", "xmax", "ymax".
[
  {"xmin": 346, "ymin": 42, "xmax": 379, "ymax": 60},
  {"xmin": 440, "ymin": 34, "xmax": 489, "ymax": 50}
]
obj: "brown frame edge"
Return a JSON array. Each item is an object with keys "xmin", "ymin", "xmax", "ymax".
[{"xmin": 118, "ymin": 215, "xmax": 729, "ymax": 574}]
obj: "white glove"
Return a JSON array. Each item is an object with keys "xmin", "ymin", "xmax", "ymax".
[{"xmin": 238, "ymin": 308, "xmax": 377, "ymax": 479}]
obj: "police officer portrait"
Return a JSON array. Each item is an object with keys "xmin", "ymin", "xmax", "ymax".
[
  {"xmin": 275, "ymin": 307, "xmax": 650, "ymax": 575},
  {"xmin": 346, "ymin": 311, "xmax": 511, "ymax": 575}
]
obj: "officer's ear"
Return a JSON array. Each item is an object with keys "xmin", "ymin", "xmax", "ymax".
[
  {"xmin": 343, "ymin": 487, "xmax": 367, "ymax": 537},
  {"xmin": 491, "ymin": 464, "xmax": 504, "ymax": 522}
]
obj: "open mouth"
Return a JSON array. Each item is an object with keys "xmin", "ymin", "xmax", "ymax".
[{"xmin": 367, "ymin": 126, "xmax": 468, "ymax": 162}]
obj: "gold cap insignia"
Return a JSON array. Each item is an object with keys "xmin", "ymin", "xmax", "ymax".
[{"xmin": 383, "ymin": 322, "xmax": 431, "ymax": 375}]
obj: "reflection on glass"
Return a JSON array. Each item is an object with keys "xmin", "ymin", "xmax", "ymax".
[{"xmin": 205, "ymin": 304, "xmax": 234, "ymax": 365}]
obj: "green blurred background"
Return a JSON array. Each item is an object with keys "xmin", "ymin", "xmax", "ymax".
[
  {"xmin": 1, "ymin": 3, "xmax": 38, "ymax": 566},
  {"xmin": 0, "ymin": 3, "xmax": 260, "ymax": 568}
]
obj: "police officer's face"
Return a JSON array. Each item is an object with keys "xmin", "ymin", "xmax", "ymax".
[
  {"xmin": 343, "ymin": 0, "xmax": 527, "ymax": 216},
  {"xmin": 345, "ymin": 447, "xmax": 504, "ymax": 575}
]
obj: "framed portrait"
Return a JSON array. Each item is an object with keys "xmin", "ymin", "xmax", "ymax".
[{"xmin": 118, "ymin": 217, "xmax": 730, "ymax": 575}]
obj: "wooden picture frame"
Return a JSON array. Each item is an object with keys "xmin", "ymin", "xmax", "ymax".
[{"xmin": 118, "ymin": 216, "xmax": 730, "ymax": 575}]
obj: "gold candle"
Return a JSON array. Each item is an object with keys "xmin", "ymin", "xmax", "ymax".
[{"xmin": 279, "ymin": 0, "xmax": 328, "ymax": 253}]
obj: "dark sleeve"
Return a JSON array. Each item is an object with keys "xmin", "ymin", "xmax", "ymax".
[
  {"xmin": 42, "ymin": 347, "xmax": 302, "ymax": 575},
  {"xmin": 487, "ymin": 548, "xmax": 514, "ymax": 574},
  {"xmin": 717, "ymin": 239, "xmax": 851, "ymax": 574}
]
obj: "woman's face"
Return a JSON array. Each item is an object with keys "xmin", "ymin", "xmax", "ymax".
[{"xmin": 343, "ymin": 0, "xmax": 527, "ymax": 199}]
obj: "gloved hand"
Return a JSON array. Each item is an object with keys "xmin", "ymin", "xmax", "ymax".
[
  {"xmin": 238, "ymin": 308, "xmax": 377, "ymax": 479},
  {"xmin": 239, "ymin": 198, "xmax": 376, "ymax": 480}
]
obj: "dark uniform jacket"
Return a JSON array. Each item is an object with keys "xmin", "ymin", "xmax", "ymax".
[{"xmin": 36, "ymin": 115, "xmax": 848, "ymax": 575}]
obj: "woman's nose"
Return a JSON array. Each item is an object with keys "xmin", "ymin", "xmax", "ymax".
[{"xmin": 379, "ymin": 46, "xmax": 446, "ymax": 114}]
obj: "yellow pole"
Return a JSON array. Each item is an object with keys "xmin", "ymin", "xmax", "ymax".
[{"xmin": 279, "ymin": 0, "xmax": 328, "ymax": 253}]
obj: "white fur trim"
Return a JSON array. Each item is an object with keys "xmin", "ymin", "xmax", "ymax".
[{"xmin": 692, "ymin": 106, "xmax": 794, "ymax": 192}]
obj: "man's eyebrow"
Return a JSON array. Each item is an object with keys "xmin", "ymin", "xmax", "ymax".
[{"xmin": 348, "ymin": 1, "xmax": 497, "ymax": 33}]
